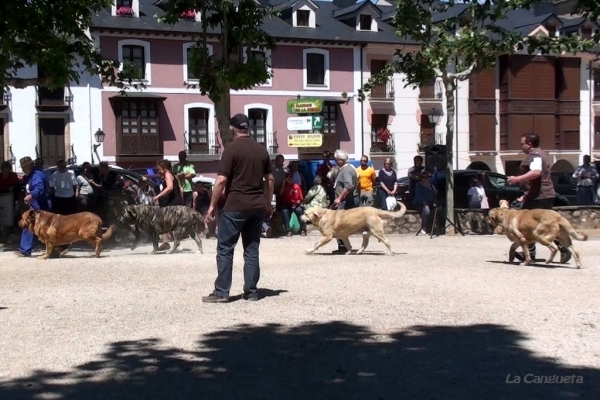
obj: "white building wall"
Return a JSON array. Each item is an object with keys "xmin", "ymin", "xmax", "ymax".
[
  {"xmin": 390, "ymin": 73, "xmax": 421, "ymax": 175},
  {"xmin": 4, "ymin": 62, "xmax": 103, "ymax": 173}
]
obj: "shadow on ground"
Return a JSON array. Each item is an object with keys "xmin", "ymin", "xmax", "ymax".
[{"xmin": 0, "ymin": 322, "xmax": 598, "ymax": 399}]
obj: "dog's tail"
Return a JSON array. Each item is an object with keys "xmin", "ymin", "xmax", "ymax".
[
  {"xmin": 194, "ymin": 210, "xmax": 207, "ymax": 233},
  {"xmin": 102, "ymin": 224, "xmax": 117, "ymax": 240},
  {"xmin": 377, "ymin": 200, "xmax": 407, "ymax": 219},
  {"xmin": 559, "ymin": 217, "xmax": 588, "ymax": 241}
]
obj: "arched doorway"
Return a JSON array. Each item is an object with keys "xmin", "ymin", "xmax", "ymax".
[
  {"xmin": 551, "ymin": 159, "xmax": 575, "ymax": 173},
  {"xmin": 467, "ymin": 161, "xmax": 491, "ymax": 171}
]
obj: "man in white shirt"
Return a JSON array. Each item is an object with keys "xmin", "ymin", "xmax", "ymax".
[
  {"xmin": 572, "ymin": 155, "xmax": 598, "ymax": 205},
  {"xmin": 50, "ymin": 159, "xmax": 78, "ymax": 215}
]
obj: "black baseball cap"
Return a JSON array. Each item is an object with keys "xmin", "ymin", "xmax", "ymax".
[{"xmin": 230, "ymin": 113, "xmax": 249, "ymax": 130}]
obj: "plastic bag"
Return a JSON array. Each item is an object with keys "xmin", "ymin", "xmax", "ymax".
[
  {"xmin": 289, "ymin": 212, "xmax": 301, "ymax": 233},
  {"xmin": 385, "ymin": 195, "xmax": 397, "ymax": 211}
]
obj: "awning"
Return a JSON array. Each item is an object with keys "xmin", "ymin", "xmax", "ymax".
[{"xmin": 109, "ymin": 92, "xmax": 167, "ymax": 101}]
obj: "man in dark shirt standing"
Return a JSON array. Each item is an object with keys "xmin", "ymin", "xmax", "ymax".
[
  {"xmin": 507, "ymin": 133, "xmax": 570, "ymax": 263},
  {"xmin": 202, "ymin": 114, "xmax": 274, "ymax": 303}
]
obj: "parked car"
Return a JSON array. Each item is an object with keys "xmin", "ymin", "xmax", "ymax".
[
  {"xmin": 396, "ymin": 169, "xmax": 569, "ymax": 209},
  {"xmin": 129, "ymin": 167, "xmax": 162, "ymax": 186},
  {"xmin": 551, "ymin": 171, "xmax": 577, "ymax": 205}
]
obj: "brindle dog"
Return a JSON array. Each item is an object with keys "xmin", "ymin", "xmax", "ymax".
[{"xmin": 117, "ymin": 205, "xmax": 205, "ymax": 254}]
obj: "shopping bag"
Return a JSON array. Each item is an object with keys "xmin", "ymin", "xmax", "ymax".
[
  {"xmin": 289, "ymin": 212, "xmax": 301, "ymax": 233},
  {"xmin": 385, "ymin": 195, "xmax": 397, "ymax": 211}
]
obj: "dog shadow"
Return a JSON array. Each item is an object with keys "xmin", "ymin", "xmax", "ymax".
[
  {"xmin": 485, "ymin": 260, "xmax": 575, "ymax": 269},
  {"xmin": 228, "ymin": 289, "xmax": 288, "ymax": 303},
  {"xmin": 316, "ymin": 250, "xmax": 407, "ymax": 256}
]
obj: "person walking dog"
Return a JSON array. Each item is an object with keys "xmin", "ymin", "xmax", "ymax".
[
  {"xmin": 507, "ymin": 133, "xmax": 571, "ymax": 264},
  {"xmin": 15, "ymin": 157, "xmax": 50, "ymax": 257},
  {"xmin": 203, "ymin": 114, "xmax": 274, "ymax": 303}
]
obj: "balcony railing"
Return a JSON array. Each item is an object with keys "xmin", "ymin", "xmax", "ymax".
[
  {"xmin": 369, "ymin": 80, "xmax": 394, "ymax": 101},
  {"xmin": 250, "ymin": 130, "xmax": 278, "ymax": 154},
  {"xmin": 186, "ymin": 131, "xmax": 221, "ymax": 155},
  {"xmin": 419, "ymin": 132, "xmax": 445, "ymax": 148},
  {"xmin": 419, "ymin": 80, "xmax": 443, "ymax": 102},
  {"xmin": 36, "ymin": 86, "xmax": 70, "ymax": 111},
  {"xmin": 369, "ymin": 131, "xmax": 395, "ymax": 154}
]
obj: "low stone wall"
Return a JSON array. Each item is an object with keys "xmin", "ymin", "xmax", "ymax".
[{"xmin": 386, "ymin": 206, "xmax": 600, "ymax": 235}]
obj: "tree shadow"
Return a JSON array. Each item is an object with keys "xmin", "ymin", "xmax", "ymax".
[{"xmin": 1, "ymin": 322, "xmax": 598, "ymax": 399}]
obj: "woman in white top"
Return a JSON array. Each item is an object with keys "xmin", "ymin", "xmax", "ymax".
[{"xmin": 467, "ymin": 178, "xmax": 489, "ymax": 209}]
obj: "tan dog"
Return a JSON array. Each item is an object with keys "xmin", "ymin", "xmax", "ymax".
[
  {"xmin": 488, "ymin": 202, "xmax": 587, "ymax": 268},
  {"xmin": 301, "ymin": 200, "xmax": 407, "ymax": 255},
  {"xmin": 18, "ymin": 210, "xmax": 116, "ymax": 259}
]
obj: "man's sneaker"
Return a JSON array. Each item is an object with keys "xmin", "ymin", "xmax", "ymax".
[
  {"xmin": 560, "ymin": 251, "xmax": 571, "ymax": 264},
  {"xmin": 202, "ymin": 293, "xmax": 229, "ymax": 303},
  {"xmin": 243, "ymin": 292, "xmax": 259, "ymax": 301}
]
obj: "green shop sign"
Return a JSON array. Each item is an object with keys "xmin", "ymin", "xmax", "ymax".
[{"xmin": 286, "ymin": 98, "xmax": 324, "ymax": 114}]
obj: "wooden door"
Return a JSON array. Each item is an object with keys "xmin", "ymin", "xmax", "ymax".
[{"xmin": 38, "ymin": 118, "xmax": 66, "ymax": 167}]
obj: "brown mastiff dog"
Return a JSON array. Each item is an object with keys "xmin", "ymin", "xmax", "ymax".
[
  {"xmin": 18, "ymin": 210, "xmax": 115, "ymax": 259},
  {"xmin": 489, "ymin": 201, "xmax": 587, "ymax": 268},
  {"xmin": 301, "ymin": 200, "xmax": 407, "ymax": 255}
]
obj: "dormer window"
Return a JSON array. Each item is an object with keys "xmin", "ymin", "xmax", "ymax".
[
  {"xmin": 296, "ymin": 10, "xmax": 310, "ymax": 27},
  {"xmin": 113, "ymin": 0, "xmax": 138, "ymax": 17},
  {"xmin": 582, "ymin": 26, "xmax": 593, "ymax": 39},
  {"xmin": 359, "ymin": 14, "xmax": 372, "ymax": 31},
  {"xmin": 546, "ymin": 24, "xmax": 557, "ymax": 37}
]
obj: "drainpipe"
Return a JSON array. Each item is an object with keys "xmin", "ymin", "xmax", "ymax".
[
  {"xmin": 360, "ymin": 43, "xmax": 366, "ymax": 157},
  {"xmin": 88, "ymin": 80, "xmax": 93, "ymax": 163},
  {"xmin": 589, "ymin": 60, "xmax": 593, "ymax": 160},
  {"xmin": 455, "ymin": 57, "xmax": 459, "ymax": 169}
]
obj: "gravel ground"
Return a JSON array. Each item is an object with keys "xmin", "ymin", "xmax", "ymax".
[{"xmin": 0, "ymin": 232, "xmax": 599, "ymax": 399}]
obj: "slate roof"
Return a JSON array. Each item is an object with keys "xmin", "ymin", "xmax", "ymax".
[{"xmin": 90, "ymin": 0, "xmax": 598, "ymax": 46}]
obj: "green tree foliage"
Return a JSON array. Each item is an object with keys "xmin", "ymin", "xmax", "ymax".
[
  {"xmin": 358, "ymin": 0, "xmax": 597, "ymax": 234},
  {"xmin": 0, "ymin": 0, "xmax": 136, "ymax": 90},
  {"xmin": 158, "ymin": 0, "xmax": 276, "ymax": 144}
]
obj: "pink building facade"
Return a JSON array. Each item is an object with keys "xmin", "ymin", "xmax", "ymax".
[{"xmin": 90, "ymin": 0, "xmax": 406, "ymax": 174}]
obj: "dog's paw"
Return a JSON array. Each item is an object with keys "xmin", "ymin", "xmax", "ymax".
[
  {"xmin": 305, "ymin": 248, "xmax": 314, "ymax": 254},
  {"xmin": 37, "ymin": 255, "xmax": 49, "ymax": 260}
]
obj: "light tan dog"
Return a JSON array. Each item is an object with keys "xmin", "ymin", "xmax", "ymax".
[
  {"xmin": 18, "ymin": 210, "xmax": 115, "ymax": 259},
  {"xmin": 301, "ymin": 200, "xmax": 407, "ymax": 255},
  {"xmin": 488, "ymin": 201, "xmax": 587, "ymax": 268}
]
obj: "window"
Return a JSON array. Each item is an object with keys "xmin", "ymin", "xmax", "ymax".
[
  {"xmin": 582, "ymin": 26, "xmax": 593, "ymax": 39},
  {"xmin": 117, "ymin": 0, "xmax": 131, "ymax": 6},
  {"xmin": 546, "ymin": 25, "xmax": 557, "ymax": 37},
  {"xmin": 117, "ymin": 100, "xmax": 160, "ymax": 155},
  {"xmin": 118, "ymin": 40, "xmax": 151, "ymax": 84},
  {"xmin": 123, "ymin": 45, "xmax": 145, "ymax": 80},
  {"xmin": 303, "ymin": 49, "xmax": 329, "ymax": 90},
  {"xmin": 183, "ymin": 43, "xmax": 213, "ymax": 83},
  {"xmin": 242, "ymin": 47, "xmax": 272, "ymax": 86},
  {"xmin": 359, "ymin": 14, "xmax": 372, "ymax": 31},
  {"xmin": 248, "ymin": 109, "xmax": 267, "ymax": 145},
  {"xmin": 320, "ymin": 102, "xmax": 337, "ymax": 135},
  {"xmin": 188, "ymin": 108, "xmax": 209, "ymax": 153},
  {"xmin": 296, "ymin": 10, "xmax": 310, "ymax": 27}
]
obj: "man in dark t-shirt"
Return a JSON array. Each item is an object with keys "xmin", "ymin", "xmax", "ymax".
[
  {"xmin": 507, "ymin": 133, "xmax": 570, "ymax": 263},
  {"xmin": 202, "ymin": 114, "xmax": 275, "ymax": 303}
]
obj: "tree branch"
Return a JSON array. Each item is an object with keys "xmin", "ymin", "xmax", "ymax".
[{"xmin": 447, "ymin": 62, "xmax": 476, "ymax": 80}]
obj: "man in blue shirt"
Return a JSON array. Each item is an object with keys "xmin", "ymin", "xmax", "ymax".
[{"xmin": 15, "ymin": 156, "xmax": 50, "ymax": 257}]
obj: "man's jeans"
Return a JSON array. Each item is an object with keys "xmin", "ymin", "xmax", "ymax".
[
  {"xmin": 281, "ymin": 205, "xmax": 306, "ymax": 233},
  {"xmin": 213, "ymin": 210, "xmax": 263, "ymax": 298},
  {"xmin": 337, "ymin": 195, "xmax": 358, "ymax": 251},
  {"xmin": 20, "ymin": 197, "xmax": 49, "ymax": 255},
  {"xmin": 577, "ymin": 186, "xmax": 594, "ymax": 205},
  {"xmin": 359, "ymin": 191, "xmax": 374, "ymax": 207}
]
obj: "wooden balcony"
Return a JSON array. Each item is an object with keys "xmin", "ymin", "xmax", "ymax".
[
  {"xmin": 418, "ymin": 80, "xmax": 443, "ymax": 104},
  {"xmin": 419, "ymin": 132, "xmax": 445, "ymax": 148},
  {"xmin": 554, "ymin": 130, "xmax": 579, "ymax": 151}
]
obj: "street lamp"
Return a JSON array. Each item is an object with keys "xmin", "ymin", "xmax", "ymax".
[
  {"xmin": 94, "ymin": 128, "xmax": 106, "ymax": 144},
  {"xmin": 428, "ymin": 109, "xmax": 441, "ymax": 124}
]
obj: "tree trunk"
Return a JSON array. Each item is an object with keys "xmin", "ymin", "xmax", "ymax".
[
  {"xmin": 444, "ymin": 78, "xmax": 457, "ymax": 235},
  {"xmin": 213, "ymin": 89, "xmax": 232, "ymax": 148}
]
